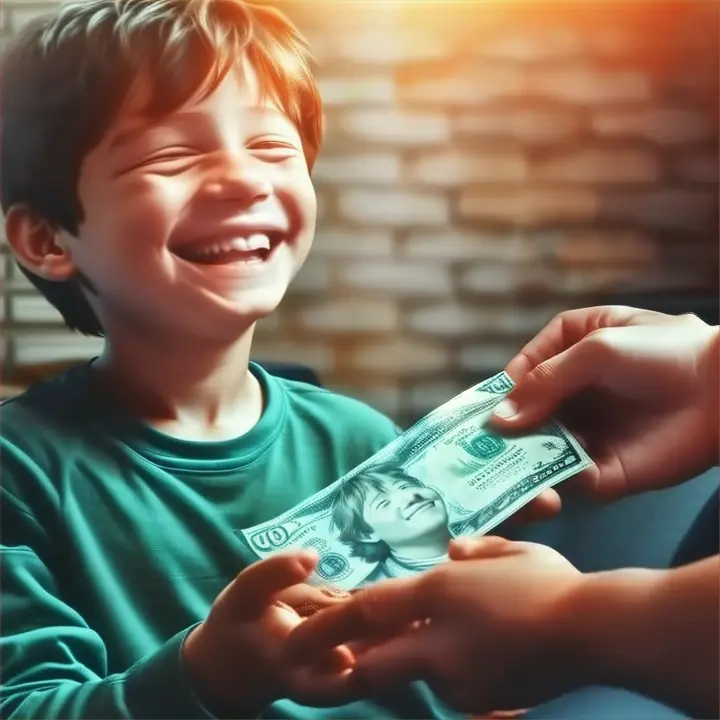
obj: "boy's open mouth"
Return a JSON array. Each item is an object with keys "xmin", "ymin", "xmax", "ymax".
[{"xmin": 173, "ymin": 233, "xmax": 281, "ymax": 265}]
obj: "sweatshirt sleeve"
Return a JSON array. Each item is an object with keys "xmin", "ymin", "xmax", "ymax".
[{"xmin": 1, "ymin": 490, "xmax": 215, "ymax": 720}]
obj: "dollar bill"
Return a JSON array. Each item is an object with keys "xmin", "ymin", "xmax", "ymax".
[{"xmin": 238, "ymin": 371, "xmax": 593, "ymax": 589}]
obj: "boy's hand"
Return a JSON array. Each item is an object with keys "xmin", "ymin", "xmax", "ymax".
[{"xmin": 182, "ymin": 551, "xmax": 357, "ymax": 716}]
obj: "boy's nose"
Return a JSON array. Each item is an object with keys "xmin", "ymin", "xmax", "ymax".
[{"xmin": 201, "ymin": 152, "xmax": 273, "ymax": 206}]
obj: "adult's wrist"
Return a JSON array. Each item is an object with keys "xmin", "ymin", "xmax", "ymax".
[{"xmin": 550, "ymin": 567, "xmax": 666, "ymax": 694}]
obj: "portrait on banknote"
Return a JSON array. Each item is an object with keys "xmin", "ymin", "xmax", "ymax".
[{"xmin": 238, "ymin": 372, "xmax": 593, "ymax": 589}]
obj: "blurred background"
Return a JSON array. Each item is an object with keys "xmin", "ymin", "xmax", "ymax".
[{"xmin": 1, "ymin": 0, "xmax": 718, "ymax": 425}]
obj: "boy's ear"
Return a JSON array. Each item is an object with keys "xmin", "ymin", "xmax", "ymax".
[{"xmin": 4, "ymin": 204, "xmax": 77, "ymax": 281}]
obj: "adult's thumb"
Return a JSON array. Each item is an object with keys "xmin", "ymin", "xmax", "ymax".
[{"xmin": 492, "ymin": 338, "xmax": 603, "ymax": 429}]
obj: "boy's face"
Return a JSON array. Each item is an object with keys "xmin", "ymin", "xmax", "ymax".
[
  {"xmin": 362, "ymin": 476, "xmax": 449, "ymax": 551},
  {"xmin": 60, "ymin": 58, "xmax": 316, "ymax": 340}
]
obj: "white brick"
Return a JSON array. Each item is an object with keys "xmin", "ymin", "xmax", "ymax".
[
  {"xmin": 13, "ymin": 331, "xmax": 104, "ymax": 365},
  {"xmin": 312, "ymin": 229, "xmax": 393, "ymax": 258},
  {"xmin": 408, "ymin": 149, "xmax": 528, "ymax": 186},
  {"xmin": 251, "ymin": 342, "xmax": 333, "ymax": 374},
  {"xmin": 290, "ymin": 259, "xmax": 331, "ymax": 293},
  {"xmin": 459, "ymin": 343, "xmax": 517, "ymax": 373},
  {"xmin": 340, "ymin": 110, "xmax": 450, "ymax": 146},
  {"xmin": 353, "ymin": 339, "xmax": 450, "ymax": 375},
  {"xmin": 255, "ymin": 312, "xmax": 281, "ymax": 333},
  {"xmin": 407, "ymin": 380, "xmax": 467, "ymax": 415},
  {"xmin": 400, "ymin": 67, "xmax": 526, "ymax": 106},
  {"xmin": 337, "ymin": 28, "xmax": 450, "ymax": 65},
  {"xmin": 8, "ymin": 5, "xmax": 52, "ymax": 32},
  {"xmin": 530, "ymin": 67, "xmax": 652, "ymax": 105},
  {"xmin": 10, "ymin": 294, "xmax": 63, "ymax": 323},
  {"xmin": 297, "ymin": 299, "xmax": 399, "ymax": 333},
  {"xmin": 341, "ymin": 261, "xmax": 452, "ymax": 297},
  {"xmin": 404, "ymin": 230, "xmax": 533, "ymax": 262},
  {"xmin": 592, "ymin": 108, "xmax": 715, "ymax": 145},
  {"xmin": 407, "ymin": 303, "xmax": 562, "ymax": 338},
  {"xmin": 312, "ymin": 154, "xmax": 401, "ymax": 185},
  {"xmin": 461, "ymin": 264, "xmax": 554, "ymax": 295},
  {"xmin": 340, "ymin": 190, "xmax": 449, "ymax": 227},
  {"xmin": 454, "ymin": 108, "xmax": 582, "ymax": 145},
  {"xmin": 477, "ymin": 27, "xmax": 585, "ymax": 62},
  {"xmin": 318, "ymin": 77, "xmax": 395, "ymax": 106}
]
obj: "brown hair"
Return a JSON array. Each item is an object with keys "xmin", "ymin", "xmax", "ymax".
[{"xmin": 0, "ymin": 0, "xmax": 323, "ymax": 336}]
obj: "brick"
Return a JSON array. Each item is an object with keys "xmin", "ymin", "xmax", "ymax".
[
  {"xmin": 8, "ymin": 5, "xmax": 52, "ymax": 32},
  {"xmin": 255, "ymin": 312, "xmax": 281, "ymax": 333},
  {"xmin": 406, "ymin": 303, "xmax": 562, "ymax": 338},
  {"xmin": 251, "ymin": 342, "xmax": 333, "ymax": 375},
  {"xmin": 533, "ymin": 148, "xmax": 660, "ymax": 184},
  {"xmin": 529, "ymin": 67, "xmax": 652, "ymax": 105},
  {"xmin": 340, "ymin": 110, "xmax": 450, "ymax": 146},
  {"xmin": 340, "ymin": 190, "xmax": 449, "ymax": 227},
  {"xmin": 9, "ymin": 294, "xmax": 63, "ymax": 323},
  {"xmin": 453, "ymin": 108, "xmax": 583, "ymax": 145},
  {"xmin": 312, "ymin": 154, "xmax": 401, "ymax": 185},
  {"xmin": 408, "ymin": 149, "xmax": 528, "ymax": 186},
  {"xmin": 673, "ymin": 152, "xmax": 719, "ymax": 184},
  {"xmin": 13, "ymin": 331, "xmax": 104, "ymax": 366},
  {"xmin": 297, "ymin": 299, "xmax": 399, "ymax": 333},
  {"xmin": 555, "ymin": 232, "xmax": 658, "ymax": 267},
  {"xmin": 460, "ymin": 264, "xmax": 554, "ymax": 296},
  {"xmin": 476, "ymin": 26, "xmax": 585, "ymax": 62},
  {"xmin": 337, "ymin": 27, "xmax": 450, "ymax": 65},
  {"xmin": 459, "ymin": 343, "xmax": 517, "ymax": 373},
  {"xmin": 406, "ymin": 380, "xmax": 467, "ymax": 415},
  {"xmin": 332, "ymin": 382, "xmax": 403, "ymax": 419},
  {"xmin": 561, "ymin": 266, "xmax": 647, "ymax": 293},
  {"xmin": 312, "ymin": 229, "xmax": 393, "ymax": 258},
  {"xmin": 341, "ymin": 261, "xmax": 452, "ymax": 297},
  {"xmin": 289, "ymin": 259, "xmax": 331, "ymax": 293},
  {"xmin": 459, "ymin": 187, "xmax": 598, "ymax": 226},
  {"xmin": 599, "ymin": 188, "xmax": 717, "ymax": 233},
  {"xmin": 353, "ymin": 338, "xmax": 450, "ymax": 375},
  {"xmin": 592, "ymin": 108, "xmax": 715, "ymax": 145},
  {"xmin": 317, "ymin": 77, "xmax": 395, "ymax": 106},
  {"xmin": 399, "ymin": 66, "xmax": 526, "ymax": 106},
  {"xmin": 404, "ymin": 230, "xmax": 532, "ymax": 262}
]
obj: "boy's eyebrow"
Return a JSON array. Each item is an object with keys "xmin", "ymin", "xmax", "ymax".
[{"xmin": 108, "ymin": 106, "xmax": 292, "ymax": 151}]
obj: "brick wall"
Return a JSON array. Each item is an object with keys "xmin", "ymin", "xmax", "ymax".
[{"xmin": 1, "ymin": 0, "xmax": 718, "ymax": 423}]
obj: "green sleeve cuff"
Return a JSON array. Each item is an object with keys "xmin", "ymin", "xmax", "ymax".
[{"xmin": 124, "ymin": 624, "xmax": 216, "ymax": 719}]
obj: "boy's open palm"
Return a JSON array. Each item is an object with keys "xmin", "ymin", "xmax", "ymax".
[{"xmin": 183, "ymin": 551, "xmax": 357, "ymax": 716}]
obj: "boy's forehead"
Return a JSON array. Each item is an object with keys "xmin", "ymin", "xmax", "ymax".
[{"xmin": 105, "ymin": 59, "xmax": 282, "ymax": 147}]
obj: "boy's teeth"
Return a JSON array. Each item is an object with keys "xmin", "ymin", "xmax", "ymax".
[{"xmin": 185, "ymin": 234, "xmax": 272, "ymax": 259}]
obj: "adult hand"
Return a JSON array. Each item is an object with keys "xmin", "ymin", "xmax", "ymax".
[
  {"xmin": 494, "ymin": 306, "xmax": 719, "ymax": 501},
  {"xmin": 285, "ymin": 536, "xmax": 587, "ymax": 715},
  {"xmin": 183, "ymin": 551, "xmax": 357, "ymax": 716}
]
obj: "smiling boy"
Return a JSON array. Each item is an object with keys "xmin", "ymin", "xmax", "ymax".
[{"xmin": 0, "ymin": 1, "xmax": 450, "ymax": 718}]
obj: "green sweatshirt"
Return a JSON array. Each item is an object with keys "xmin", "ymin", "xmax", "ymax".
[{"xmin": 0, "ymin": 362, "xmax": 446, "ymax": 719}]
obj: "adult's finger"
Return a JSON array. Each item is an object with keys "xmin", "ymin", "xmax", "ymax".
[
  {"xmin": 492, "ymin": 333, "xmax": 612, "ymax": 430},
  {"xmin": 503, "ymin": 306, "xmax": 645, "ymax": 383},
  {"xmin": 285, "ymin": 575, "xmax": 431, "ymax": 660},
  {"xmin": 448, "ymin": 535, "xmax": 529, "ymax": 561},
  {"xmin": 223, "ymin": 551, "xmax": 318, "ymax": 620},
  {"xmin": 500, "ymin": 488, "xmax": 562, "ymax": 525}
]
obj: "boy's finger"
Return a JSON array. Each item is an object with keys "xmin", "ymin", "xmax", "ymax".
[
  {"xmin": 226, "ymin": 551, "xmax": 318, "ymax": 620},
  {"xmin": 285, "ymin": 576, "xmax": 430, "ymax": 659}
]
